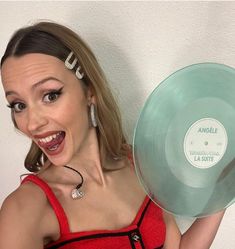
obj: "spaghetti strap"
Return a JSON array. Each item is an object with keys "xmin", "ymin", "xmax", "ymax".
[{"xmin": 21, "ymin": 174, "xmax": 70, "ymax": 235}]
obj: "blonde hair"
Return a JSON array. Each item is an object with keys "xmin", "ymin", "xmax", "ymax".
[{"xmin": 1, "ymin": 21, "xmax": 129, "ymax": 172}]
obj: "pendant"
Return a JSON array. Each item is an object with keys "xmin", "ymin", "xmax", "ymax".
[{"xmin": 71, "ymin": 188, "xmax": 84, "ymax": 199}]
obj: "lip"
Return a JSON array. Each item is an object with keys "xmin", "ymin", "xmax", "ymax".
[
  {"xmin": 44, "ymin": 138, "xmax": 65, "ymax": 156},
  {"xmin": 33, "ymin": 131, "xmax": 62, "ymax": 139},
  {"xmin": 34, "ymin": 131, "xmax": 66, "ymax": 157}
]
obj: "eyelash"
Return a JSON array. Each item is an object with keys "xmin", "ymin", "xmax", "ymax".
[
  {"xmin": 43, "ymin": 87, "xmax": 63, "ymax": 103},
  {"xmin": 7, "ymin": 102, "xmax": 26, "ymax": 113},
  {"xmin": 7, "ymin": 87, "xmax": 64, "ymax": 113}
]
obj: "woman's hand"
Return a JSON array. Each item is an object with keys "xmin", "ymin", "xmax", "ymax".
[{"xmin": 163, "ymin": 209, "xmax": 226, "ymax": 249}]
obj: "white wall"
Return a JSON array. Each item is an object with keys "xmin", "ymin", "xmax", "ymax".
[{"xmin": 0, "ymin": 1, "xmax": 234, "ymax": 248}]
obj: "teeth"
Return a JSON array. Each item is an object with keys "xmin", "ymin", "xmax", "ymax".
[{"xmin": 38, "ymin": 132, "xmax": 61, "ymax": 144}]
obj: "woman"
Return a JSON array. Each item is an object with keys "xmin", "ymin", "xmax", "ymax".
[{"xmin": 0, "ymin": 21, "xmax": 225, "ymax": 249}]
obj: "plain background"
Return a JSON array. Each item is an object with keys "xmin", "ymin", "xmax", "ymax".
[{"xmin": 0, "ymin": 1, "xmax": 234, "ymax": 248}]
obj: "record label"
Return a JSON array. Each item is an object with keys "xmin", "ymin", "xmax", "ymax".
[{"xmin": 184, "ymin": 118, "xmax": 227, "ymax": 169}]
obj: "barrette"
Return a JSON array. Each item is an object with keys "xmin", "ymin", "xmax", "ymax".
[{"xmin": 65, "ymin": 51, "xmax": 84, "ymax": 79}]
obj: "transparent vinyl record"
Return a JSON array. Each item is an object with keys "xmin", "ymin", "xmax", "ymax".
[{"xmin": 133, "ymin": 63, "xmax": 235, "ymax": 217}]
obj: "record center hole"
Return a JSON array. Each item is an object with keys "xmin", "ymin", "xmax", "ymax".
[{"xmin": 204, "ymin": 141, "xmax": 208, "ymax": 146}]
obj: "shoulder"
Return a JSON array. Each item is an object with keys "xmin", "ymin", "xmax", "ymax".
[
  {"xmin": 0, "ymin": 181, "xmax": 52, "ymax": 248},
  {"xmin": 0, "ymin": 180, "xmax": 48, "ymax": 226},
  {"xmin": 1, "ymin": 178, "xmax": 48, "ymax": 214}
]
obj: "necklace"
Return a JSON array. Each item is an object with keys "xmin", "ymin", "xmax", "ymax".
[{"xmin": 63, "ymin": 165, "xmax": 84, "ymax": 199}]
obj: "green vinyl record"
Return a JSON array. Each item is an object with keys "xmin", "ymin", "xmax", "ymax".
[{"xmin": 133, "ymin": 63, "xmax": 235, "ymax": 217}]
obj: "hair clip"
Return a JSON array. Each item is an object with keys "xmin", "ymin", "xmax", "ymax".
[
  {"xmin": 75, "ymin": 65, "xmax": 84, "ymax": 80},
  {"xmin": 65, "ymin": 51, "xmax": 84, "ymax": 80},
  {"xmin": 65, "ymin": 51, "xmax": 77, "ymax": 69}
]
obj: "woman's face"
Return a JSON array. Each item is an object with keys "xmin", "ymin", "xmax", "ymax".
[{"xmin": 1, "ymin": 53, "xmax": 94, "ymax": 166}]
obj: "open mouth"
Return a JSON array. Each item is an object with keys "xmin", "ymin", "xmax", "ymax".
[{"xmin": 37, "ymin": 131, "xmax": 65, "ymax": 155}]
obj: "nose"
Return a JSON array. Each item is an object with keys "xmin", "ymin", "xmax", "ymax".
[{"xmin": 26, "ymin": 107, "xmax": 48, "ymax": 134}]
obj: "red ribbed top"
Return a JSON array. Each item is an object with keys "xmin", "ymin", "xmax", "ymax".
[{"xmin": 22, "ymin": 175, "xmax": 166, "ymax": 249}]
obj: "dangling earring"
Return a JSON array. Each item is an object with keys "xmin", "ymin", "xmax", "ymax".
[
  {"xmin": 40, "ymin": 153, "xmax": 46, "ymax": 165},
  {"xmin": 90, "ymin": 103, "xmax": 97, "ymax": 127}
]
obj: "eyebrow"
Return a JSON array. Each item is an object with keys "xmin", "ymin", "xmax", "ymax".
[{"xmin": 5, "ymin": 77, "xmax": 64, "ymax": 97}]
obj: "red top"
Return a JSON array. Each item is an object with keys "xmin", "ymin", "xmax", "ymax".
[{"xmin": 22, "ymin": 175, "xmax": 166, "ymax": 249}]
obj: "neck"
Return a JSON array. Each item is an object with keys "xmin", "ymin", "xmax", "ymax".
[
  {"xmin": 71, "ymin": 155, "xmax": 107, "ymax": 187},
  {"xmin": 65, "ymin": 134, "xmax": 107, "ymax": 187}
]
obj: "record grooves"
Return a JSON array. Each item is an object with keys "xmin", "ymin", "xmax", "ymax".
[{"xmin": 133, "ymin": 63, "xmax": 235, "ymax": 217}]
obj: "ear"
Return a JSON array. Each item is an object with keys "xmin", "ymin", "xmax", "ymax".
[{"xmin": 86, "ymin": 86, "xmax": 96, "ymax": 105}]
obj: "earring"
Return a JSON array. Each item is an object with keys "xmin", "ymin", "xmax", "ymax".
[
  {"xmin": 90, "ymin": 103, "xmax": 97, "ymax": 127},
  {"xmin": 40, "ymin": 153, "xmax": 46, "ymax": 165}
]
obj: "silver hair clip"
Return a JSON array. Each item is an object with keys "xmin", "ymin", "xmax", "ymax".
[
  {"xmin": 65, "ymin": 51, "xmax": 84, "ymax": 80},
  {"xmin": 75, "ymin": 65, "xmax": 84, "ymax": 80}
]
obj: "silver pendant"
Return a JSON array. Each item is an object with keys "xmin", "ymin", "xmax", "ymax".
[{"xmin": 71, "ymin": 188, "xmax": 84, "ymax": 199}]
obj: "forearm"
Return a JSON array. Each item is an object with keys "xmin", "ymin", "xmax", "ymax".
[{"xmin": 179, "ymin": 209, "xmax": 225, "ymax": 249}]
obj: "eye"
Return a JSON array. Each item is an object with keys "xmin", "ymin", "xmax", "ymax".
[
  {"xmin": 43, "ymin": 87, "xmax": 63, "ymax": 103},
  {"xmin": 7, "ymin": 102, "xmax": 26, "ymax": 113}
]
